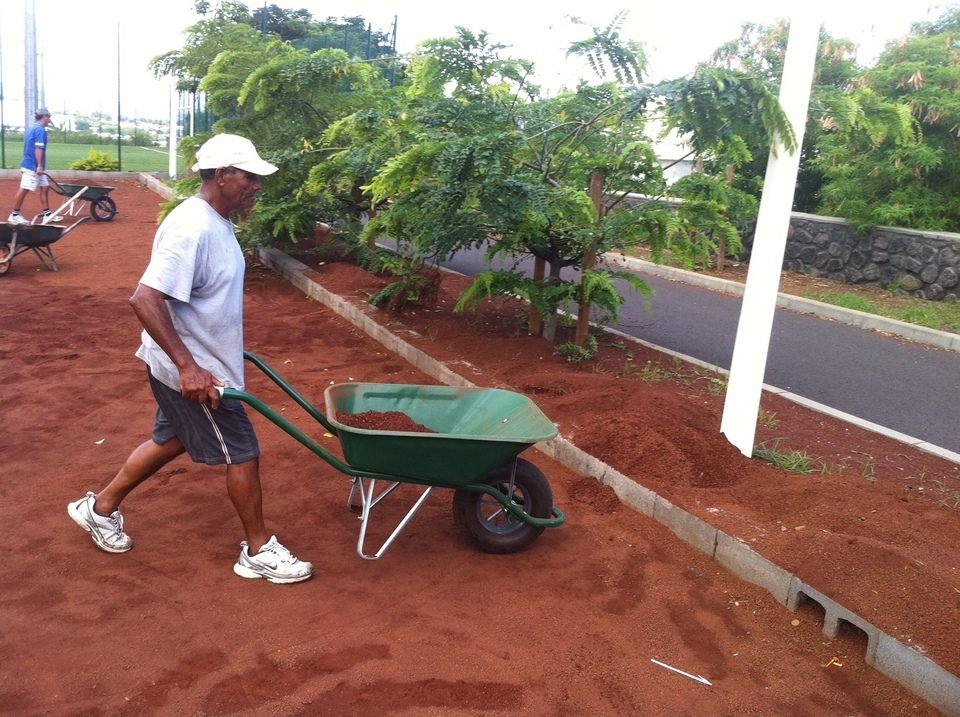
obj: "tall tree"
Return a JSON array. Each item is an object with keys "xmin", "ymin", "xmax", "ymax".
[{"xmin": 814, "ymin": 7, "xmax": 960, "ymax": 231}]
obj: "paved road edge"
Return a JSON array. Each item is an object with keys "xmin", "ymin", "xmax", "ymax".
[{"xmin": 607, "ymin": 254, "xmax": 960, "ymax": 353}]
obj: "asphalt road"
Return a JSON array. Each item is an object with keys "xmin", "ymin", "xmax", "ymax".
[{"xmin": 434, "ymin": 246, "xmax": 960, "ymax": 455}]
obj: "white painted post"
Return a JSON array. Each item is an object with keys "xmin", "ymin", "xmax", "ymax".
[
  {"xmin": 720, "ymin": 13, "xmax": 820, "ymax": 457},
  {"xmin": 168, "ymin": 79, "xmax": 177, "ymax": 178}
]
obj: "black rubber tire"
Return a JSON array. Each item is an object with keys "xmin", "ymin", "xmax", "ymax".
[
  {"xmin": 453, "ymin": 457, "xmax": 553, "ymax": 554},
  {"xmin": 0, "ymin": 244, "xmax": 11, "ymax": 276},
  {"xmin": 91, "ymin": 196, "xmax": 117, "ymax": 222}
]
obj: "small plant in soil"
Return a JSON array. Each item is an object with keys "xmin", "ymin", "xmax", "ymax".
[
  {"xmin": 638, "ymin": 361, "xmax": 670, "ymax": 383},
  {"xmin": 704, "ymin": 376, "xmax": 728, "ymax": 396},
  {"xmin": 754, "ymin": 438, "xmax": 823, "ymax": 474},
  {"xmin": 365, "ymin": 253, "xmax": 442, "ymax": 313},
  {"xmin": 555, "ymin": 334, "xmax": 599, "ymax": 363},
  {"xmin": 758, "ymin": 409, "xmax": 779, "ymax": 429}
]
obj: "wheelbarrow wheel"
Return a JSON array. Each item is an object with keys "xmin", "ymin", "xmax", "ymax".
[
  {"xmin": 91, "ymin": 197, "xmax": 117, "ymax": 222},
  {"xmin": 0, "ymin": 244, "xmax": 11, "ymax": 276},
  {"xmin": 453, "ymin": 458, "xmax": 552, "ymax": 554}
]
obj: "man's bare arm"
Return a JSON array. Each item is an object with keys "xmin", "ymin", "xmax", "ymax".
[{"xmin": 129, "ymin": 283, "xmax": 222, "ymax": 407}]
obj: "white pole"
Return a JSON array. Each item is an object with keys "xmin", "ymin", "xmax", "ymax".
[
  {"xmin": 24, "ymin": 0, "xmax": 38, "ymax": 128},
  {"xmin": 168, "ymin": 79, "xmax": 177, "ymax": 178},
  {"xmin": 720, "ymin": 12, "xmax": 820, "ymax": 457}
]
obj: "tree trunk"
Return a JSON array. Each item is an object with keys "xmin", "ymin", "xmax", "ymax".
[
  {"xmin": 542, "ymin": 261, "xmax": 563, "ymax": 343},
  {"xmin": 366, "ymin": 204, "xmax": 378, "ymax": 251},
  {"xmin": 529, "ymin": 257, "xmax": 546, "ymax": 336},
  {"xmin": 575, "ymin": 172, "xmax": 604, "ymax": 348},
  {"xmin": 718, "ymin": 164, "xmax": 733, "ymax": 271}
]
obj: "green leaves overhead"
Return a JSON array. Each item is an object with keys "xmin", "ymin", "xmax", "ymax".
[
  {"xmin": 566, "ymin": 10, "xmax": 647, "ymax": 85},
  {"xmin": 649, "ymin": 67, "xmax": 797, "ymax": 158}
]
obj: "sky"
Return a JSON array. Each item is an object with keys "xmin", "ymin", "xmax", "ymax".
[{"xmin": 0, "ymin": 0, "xmax": 945, "ymax": 126}]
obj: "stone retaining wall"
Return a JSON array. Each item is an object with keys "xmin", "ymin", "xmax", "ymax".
[{"xmin": 742, "ymin": 213, "xmax": 960, "ymax": 302}]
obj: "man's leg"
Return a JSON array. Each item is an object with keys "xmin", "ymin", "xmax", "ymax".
[
  {"xmin": 95, "ymin": 437, "xmax": 186, "ymax": 514},
  {"xmin": 228, "ymin": 457, "xmax": 313, "ymax": 583},
  {"xmin": 11, "ymin": 187, "xmax": 29, "ymax": 212},
  {"xmin": 38, "ymin": 185, "xmax": 51, "ymax": 212},
  {"xmin": 69, "ymin": 437, "xmax": 185, "ymax": 553},
  {"xmin": 225, "ymin": 457, "xmax": 269, "ymax": 554}
]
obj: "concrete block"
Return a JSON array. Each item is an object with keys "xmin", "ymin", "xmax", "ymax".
[
  {"xmin": 604, "ymin": 469, "xmax": 656, "ymax": 516},
  {"xmin": 652, "ymin": 497, "xmax": 718, "ymax": 558},
  {"xmin": 787, "ymin": 579, "xmax": 880, "ymax": 664},
  {"xmin": 536, "ymin": 437, "xmax": 592, "ymax": 475},
  {"xmin": 874, "ymin": 633, "xmax": 960, "ymax": 717},
  {"xmin": 715, "ymin": 532, "xmax": 793, "ymax": 605}
]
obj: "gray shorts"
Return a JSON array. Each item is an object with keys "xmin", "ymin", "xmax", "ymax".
[{"xmin": 148, "ymin": 369, "xmax": 260, "ymax": 466}]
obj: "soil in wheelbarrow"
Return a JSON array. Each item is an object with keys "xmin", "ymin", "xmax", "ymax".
[
  {"xmin": 337, "ymin": 410, "xmax": 437, "ymax": 433},
  {"xmin": 1, "ymin": 177, "xmax": 957, "ymax": 717}
]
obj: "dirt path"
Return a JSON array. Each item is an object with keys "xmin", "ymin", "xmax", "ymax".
[{"xmin": 0, "ymin": 179, "xmax": 951, "ymax": 716}]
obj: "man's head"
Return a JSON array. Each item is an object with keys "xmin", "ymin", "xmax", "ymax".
[
  {"xmin": 193, "ymin": 134, "xmax": 277, "ymax": 218},
  {"xmin": 35, "ymin": 108, "xmax": 51, "ymax": 125}
]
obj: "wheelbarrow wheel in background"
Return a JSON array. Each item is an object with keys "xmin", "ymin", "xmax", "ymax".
[
  {"xmin": 0, "ymin": 244, "xmax": 11, "ymax": 276},
  {"xmin": 453, "ymin": 458, "xmax": 552, "ymax": 554},
  {"xmin": 91, "ymin": 197, "xmax": 117, "ymax": 222}
]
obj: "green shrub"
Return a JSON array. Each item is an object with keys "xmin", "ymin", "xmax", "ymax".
[{"xmin": 69, "ymin": 149, "xmax": 119, "ymax": 172}]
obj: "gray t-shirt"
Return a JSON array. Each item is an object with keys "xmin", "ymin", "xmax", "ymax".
[{"xmin": 135, "ymin": 196, "xmax": 246, "ymax": 391}]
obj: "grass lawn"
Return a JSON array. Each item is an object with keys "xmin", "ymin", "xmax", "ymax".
[{"xmin": 38, "ymin": 143, "xmax": 186, "ymax": 174}]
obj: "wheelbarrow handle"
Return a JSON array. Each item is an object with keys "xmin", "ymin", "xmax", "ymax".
[{"xmin": 241, "ymin": 350, "xmax": 339, "ymax": 434}]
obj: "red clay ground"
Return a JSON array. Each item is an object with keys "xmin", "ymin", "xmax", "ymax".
[{"xmin": 1, "ymin": 178, "xmax": 958, "ymax": 716}]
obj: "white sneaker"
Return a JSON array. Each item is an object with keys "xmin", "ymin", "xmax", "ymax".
[
  {"xmin": 67, "ymin": 492, "xmax": 133, "ymax": 553},
  {"xmin": 43, "ymin": 211, "xmax": 64, "ymax": 222},
  {"xmin": 233, "ymin": 535, "xmax": 314, "ymax": 584},
  {"xmin": 7, "ymin": 213, "xmax": 29, "ymax": 225}
]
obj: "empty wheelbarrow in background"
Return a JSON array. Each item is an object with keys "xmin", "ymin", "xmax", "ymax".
[
  {"xmin": 0, "ymin": 218, "xmax": 88, "ymax": 276},
  {"xmin": 42, "ymin": 173, "xmax": 118, "ymax": 223}
]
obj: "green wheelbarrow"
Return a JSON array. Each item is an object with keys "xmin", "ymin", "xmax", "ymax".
[
  {"xmin": 43, "ymin": 173, "xmax": 118, "ymax": 222},
  {"xmin": 222, "ymin": 352, "xmax": 565, "ymax": 560}
]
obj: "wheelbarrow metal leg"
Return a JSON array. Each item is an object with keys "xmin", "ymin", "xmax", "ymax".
[
  {"xmin": 352, "ymin": 476, "xmax": 435, "ymax": 560},
  {"xmin": 30, "ymin": 245, "xmax": 57, "ymax": 271}
]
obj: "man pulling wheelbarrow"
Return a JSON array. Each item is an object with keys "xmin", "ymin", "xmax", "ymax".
[{"xmin": 68, "ymin": 133, "xmax": 314, "ymax": 584}]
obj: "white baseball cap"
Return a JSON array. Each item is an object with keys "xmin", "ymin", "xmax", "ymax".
[{"xmin": 191, "ymin": 133, "xmax": 278, "ymax": 175}]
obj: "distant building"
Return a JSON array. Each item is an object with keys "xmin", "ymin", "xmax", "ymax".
[{"xmin": 649, "ymin": 122, "xmax": 694, "ymax": 185}]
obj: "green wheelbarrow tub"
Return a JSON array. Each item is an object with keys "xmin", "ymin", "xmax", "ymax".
[
  {"xmin": 52, "ymin": 183, "xmax": 116, "ymax": 201},
  {"xmin": 325, "ymin": 383, "xmax": 558, "ymax": 486}
]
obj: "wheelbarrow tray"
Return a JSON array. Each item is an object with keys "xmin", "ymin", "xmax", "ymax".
[
  {"xmin": 51, "ymin": 183, "xmax": 115, "ymax": 201},
  {"xmin": 325, "ymin": 383, "xmax": 558, "ymax": 486},
  {"xmin": 7, "ymin": 223, "xmax": 66, "ymax": 247}
]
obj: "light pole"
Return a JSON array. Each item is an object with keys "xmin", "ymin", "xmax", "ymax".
[{"xmin": 1, "ymin": 30, "xmax": 6, "ymax": 168}]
